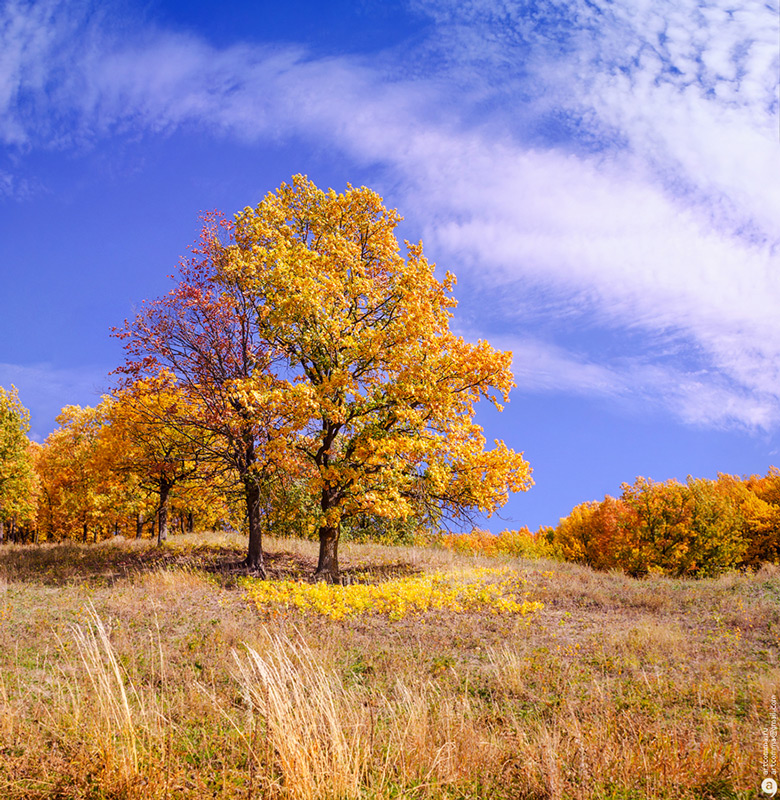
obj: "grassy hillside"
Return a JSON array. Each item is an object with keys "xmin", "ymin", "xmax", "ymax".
[{"xmin": 0, "ymin": 533, "xmax": 775, "ymax": 799}]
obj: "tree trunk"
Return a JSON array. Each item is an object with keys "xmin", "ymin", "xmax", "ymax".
[
  {"xmin": 314, "ymin": 524, "xmax": 340, "ymax": 582},
  {"xmin": 244, "ymin": 479, "xmax": 266, "ymax": 577},
  {"xmin": 83, "ymin": 522, "xmax": 88, "ymax": 543},
  {"xmin": 136, "ymin": 513, "xmax": 143, "ymax": 539},
  {"xmin": 158, "ymin": 483, "xmax": 170, "ymax": 546},
  {"xmin": 187, "ymin": 512, "xmax": 194, "ymax": 533},
  {"xmin": 0, "ymin": 518, "xmax": 4, "ymax": 544}
]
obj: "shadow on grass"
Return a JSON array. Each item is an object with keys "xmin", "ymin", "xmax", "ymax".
[{"xmin": 0, "ymin": 539, "xmax": 419, "ymax": 589}]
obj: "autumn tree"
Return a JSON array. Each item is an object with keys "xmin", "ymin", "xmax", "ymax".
[
  {"xmin": 35, "ymin": 402, "xmax": 123, "ymax": 542},
  {"xmin": 554, "ymin": 496, "xmax": 625, "ymax": 571},
  {"xmin": 739, "ymin": 469, "xmax": 780, "ymax": 566},
  {"xmin": 115, "ymin": 214, "xmax": 294, "ymax": 575},
  {"xmin": 107, "ymin": 375, "xmax": 217, "ymax": 545},
  {"xmin": 217, "ymin": 175, "xmax": 532, "ymax": 580},
  {"xmin": 683, "ymin": 476, "xmax": 747, "ymax": 577},
  {"xmin": 0, "ymin": 386, "xmax": 37, "ymax": 542},
  {"xmin": 617, "ymin": 477, "xmax": 693, "ymax": 576}
]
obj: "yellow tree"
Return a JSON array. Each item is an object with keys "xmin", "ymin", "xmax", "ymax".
[
  {"xmin": 107, "ymin": 374, "xmax": 218, "ymax": 545},
  {"xmin": 0, "ymin": 386, "xmax": 37, "ymax": 542},
  {"xmin": 35, "ymin": 401, "xmax": 130, "ymax": 542},
  {"xmin": 740, "ymin": 468, "xmax": 780, "ymax": 566},
  {"xmin": 220, "ymin": 175, "xmax": 532, "ymax": 580}
]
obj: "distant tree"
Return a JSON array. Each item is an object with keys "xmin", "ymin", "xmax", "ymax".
[
  {"xmin": 554, "ymin": 497, "xmax": 624, "ymax": 571},
  {"xmin": 0, "ymin": 386, "xmax": 37, "ymax": 542},
  {"xmin": 36, "ymin": 403, "xmax": 117, "ymax": 542},
  {"xmin": 107, "ymin": 375, "xmax": 217, "ymax": 545},
  {"xmin": 617, "ymin": 477, "xmax": 693, "ymax": 576},
  {"xmin": 739, "ymin": 469, "xmax": 780, "ymax": 566},
  {"xmin": 683, "ymin": 476, "xmax": 746, "ymax": 577}
]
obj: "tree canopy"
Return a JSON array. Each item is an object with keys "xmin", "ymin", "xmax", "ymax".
[{"xmin": 218, "ymin": 175, "xmax": 533, "ymax": 578}]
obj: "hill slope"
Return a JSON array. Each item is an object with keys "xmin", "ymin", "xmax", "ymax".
[{"xmin": 0, "ymin": 533, "xmax": 774, "ymax": 799}]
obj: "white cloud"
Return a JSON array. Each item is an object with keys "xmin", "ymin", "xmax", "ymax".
[
  {"xmin": 493, "ymin": 335, "xmax": 779, "ymax": 431},
  {"xmin": 2, "ymin": 0, "xmax": 779, "ymax": 431}
]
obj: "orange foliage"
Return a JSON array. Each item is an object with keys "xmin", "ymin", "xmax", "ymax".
[
  {"xmin": 551, "ymin": 471, "xmax": 774, "ymax": 577},
  {"xmin": 427, "ymin": 527, "xmax": 555, "ymax": 559}
]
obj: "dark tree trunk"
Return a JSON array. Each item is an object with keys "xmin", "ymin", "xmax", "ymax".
[
  {"xmin": 0, "ymin": 518, "xmax": 4, "ymax": 544},
  {"xmin": 187, "ymin": 512, "xmax": 194, "ymax": 533},
  {"xmin": 314, "ymin": 524, "xmax": 340, "ymax": 582},
  {"xmin": 83, "ymin": 522, "xmax": 88, "ymax": 543},
  {"xmin": 158, "ymin": 482, "xmax": 171, "ymax": 546},
  {"xmin": 314, "ymin": 483, "xmax": 341, "ymax": 582},
  {"xmin": 244, "ymin": 479, "xmax": 266, "ymax": 577},
  {"xmin": 136, "ymin": 513, "xmax": 143, "ymax": 539}
]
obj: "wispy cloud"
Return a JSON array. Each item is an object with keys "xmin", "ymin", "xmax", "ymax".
[
  {"xmin": 496, "ymin": 335, "xmax": 779, "ymax": 431},
  {"xmin": 2, "ymin": 0, "xmax": 778, "ymax": 431}
]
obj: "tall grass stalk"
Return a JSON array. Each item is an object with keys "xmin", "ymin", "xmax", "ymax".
[
  {"xmin": 69, "ymin": 603, "xmax": 143, "ymax": 776},
  {"xmin": 234, "ymin": 635, "xmax": 370, "ymax": 800}
]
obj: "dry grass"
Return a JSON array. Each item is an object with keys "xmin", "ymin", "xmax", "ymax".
[
  {"xmin": 0, "ymin": 532, "xmax": 776, "ymax": 799},
  {"xmin": 234, "ymin": 633, "xmax": 371, "ymax": 799}
]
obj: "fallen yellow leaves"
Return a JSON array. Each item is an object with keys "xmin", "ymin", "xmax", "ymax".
[{"xmin": 242, "ymin": 566, "xmax": 543, "ymax": 621}]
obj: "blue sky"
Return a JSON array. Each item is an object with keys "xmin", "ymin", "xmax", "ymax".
[{"xmin": 1, "ymin": 0, "xmax": 779, "ymax": 532}]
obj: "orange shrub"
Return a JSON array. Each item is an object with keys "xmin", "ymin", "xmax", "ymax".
[{"xmin": 552, "ymin": 474, "xmax": 761, "ymax": 578}]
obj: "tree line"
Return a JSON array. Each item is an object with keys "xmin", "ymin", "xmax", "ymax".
[{"xmin": 547, "ymin": 472, "xmax": 780, "ymax": 577}]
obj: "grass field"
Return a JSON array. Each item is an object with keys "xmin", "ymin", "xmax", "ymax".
[{"xmin": 0, "ymin": 532, "xmax": 776, "ymax": 799}]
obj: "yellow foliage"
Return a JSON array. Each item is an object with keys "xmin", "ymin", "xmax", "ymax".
[
  {"xmin": 242, "ymin": 566, "xmax": 543, "ymax": 621},
  {"xmin": 0, "ymin": 386, "xmax": 38, "ymax": 530},
  {"xmin": 222, "ymin": 176, "xmax": 532, "ymax": 562}
]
